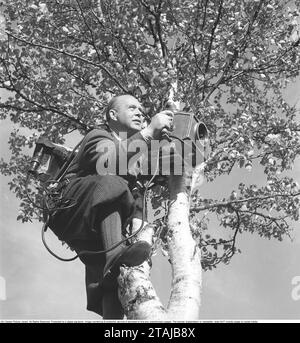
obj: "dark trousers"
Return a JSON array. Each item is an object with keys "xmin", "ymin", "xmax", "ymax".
[
  {"xmin": 49, "ymin": 175, "xmax": 142, "ymax": 318},
  {"xmin": 71, "ymin": 206, "xmax": 126, "ymax": 319}
]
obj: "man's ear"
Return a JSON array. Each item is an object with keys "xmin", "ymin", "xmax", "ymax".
[{"xmin": 108, "ymin": 109, "xmax": 118, "ymax": 122}]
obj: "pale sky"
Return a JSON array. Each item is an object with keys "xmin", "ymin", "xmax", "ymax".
[{"xmin": 0, "ymin": 78, "xmax": 299, "ymax": 321}]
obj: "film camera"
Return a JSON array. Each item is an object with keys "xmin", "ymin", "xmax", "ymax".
[{"xmin": 143, "ymin": 111, "xmax": 209, "ymax": 177}]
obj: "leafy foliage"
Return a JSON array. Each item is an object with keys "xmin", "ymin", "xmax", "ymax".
[{"xmin": 0, "ymin": 0, "xmax": 300, "ymax": 268}]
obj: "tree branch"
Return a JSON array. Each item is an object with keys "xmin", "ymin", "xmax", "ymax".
[
  {"xmin": 202, "ymin": 0, "xmax": 266, "ymax": 103},
  {"xmin": 74, "ymin": 0, "xmax": 104, "ymax": 65},
  {"xmin": 1, "ymin": 57, "xmax": 88, "ymax": 130},
  {"xmin": 201, "ymin": 0, "xmax": 224, "ymax": 100},
  {"xmin": 191, "ymin": 192, "xmax": 300, "ymax": 212},
  {"xmin": 5, "ymin": 31, "xmax": 129, "ymax": 93},
  {"xmin": 154, "ymin": 12, "xmax": 167, "ymax": 60},
  {"xmin": 239, "ymin": 209, "xmax": 291, "ymax": 237}
]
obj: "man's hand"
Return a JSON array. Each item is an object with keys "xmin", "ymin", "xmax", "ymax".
[{"xmin": 144, "ymin": 110, "xmax": 174, "ymax": 139}]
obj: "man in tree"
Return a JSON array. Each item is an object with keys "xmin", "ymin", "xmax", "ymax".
[
  {"xmin": 48, "ymin": 94, "xmax": 174, "ymax": 319},
  {"xmin": 1, "ymin": 0, "xmax": 299, "ymax": 321}
]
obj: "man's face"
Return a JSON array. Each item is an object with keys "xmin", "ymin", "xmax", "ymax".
[{"xmin": 113, "ymin": 95, "xmax": 145, "ymax": 135}]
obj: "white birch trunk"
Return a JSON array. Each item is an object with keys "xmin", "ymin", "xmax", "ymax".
[
  {"xmin": 118, "ymin": 222, "xmax": 167, "ymax": 320},
  {"xmin": 118, "ymin": 175, "xmax": 202, "ymax": 320},
  {"xmin": 166, "ymin": 176, "xmax": 202, "ymax": 320}
]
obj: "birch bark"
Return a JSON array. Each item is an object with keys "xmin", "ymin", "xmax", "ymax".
[{"xmin": 118, "ymin": 174, "xmax": 202, "ymax": 320}]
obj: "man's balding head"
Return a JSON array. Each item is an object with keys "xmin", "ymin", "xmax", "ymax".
[
  {"xmin": 105, "ymin": 94, "xmax": 126, "ymax": 122},
  {"xmin": 106, "ymin": 95, "xmax": 145, "ymax": 136}
]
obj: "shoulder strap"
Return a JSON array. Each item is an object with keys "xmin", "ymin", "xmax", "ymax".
[{"xmin": 55, "ymin": 138, "xmax": 84, "ymax": 182}]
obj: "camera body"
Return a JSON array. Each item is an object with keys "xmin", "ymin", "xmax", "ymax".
[
  {"xmin": 169, "ymin": 111, "xmax": 209, "ymax": 142},
  {"xmin": 141, "ymin": 112, "xmax": 209, "ymax": 180}
]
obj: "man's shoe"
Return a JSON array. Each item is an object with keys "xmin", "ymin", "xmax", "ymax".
[{"xmin": 103, "ymin": 241, "xmax": 151, "ymax": 278}]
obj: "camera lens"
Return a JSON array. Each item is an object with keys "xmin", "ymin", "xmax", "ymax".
[{"xmin": 195, "ymin": 122, "xmax": 208, "ymax": 140}]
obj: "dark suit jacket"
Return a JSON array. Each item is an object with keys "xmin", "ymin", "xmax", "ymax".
[{"xmin": 48, "ymin": 126, "xmax": 150, "ymax": 241}]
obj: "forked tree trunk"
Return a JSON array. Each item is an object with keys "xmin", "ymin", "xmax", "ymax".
[{"xmin": 118, "ymin": 174, "xmax": 202, "ymax": 320}]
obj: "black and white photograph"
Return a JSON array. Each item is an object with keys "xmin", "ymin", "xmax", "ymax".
[{"xmin": 0, "ymin": 0, "xmax": 299, "ymax": 325}]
